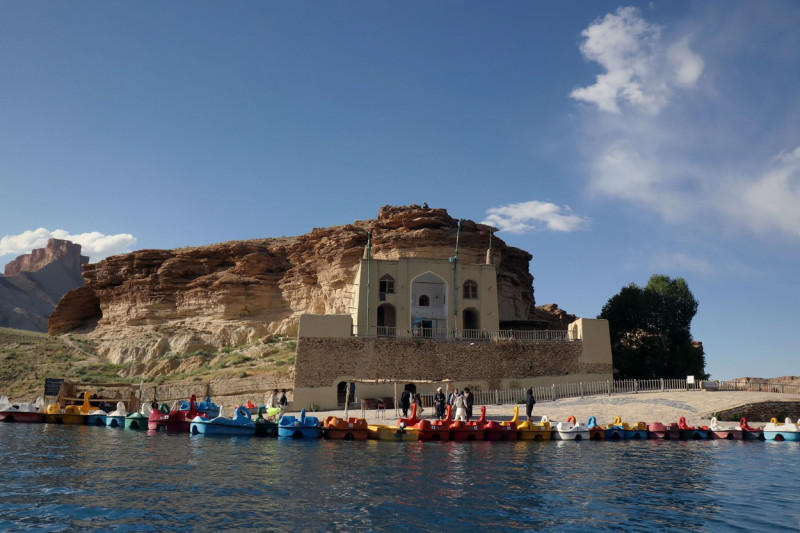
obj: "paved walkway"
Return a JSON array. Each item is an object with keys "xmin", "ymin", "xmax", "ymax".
[{"xmin": 309, "ymin": 391, "xmax": 800, "ymax": 426}]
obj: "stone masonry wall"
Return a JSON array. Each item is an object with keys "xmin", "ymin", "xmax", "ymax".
[
  {"xmin": 713, "ymin": 401, "xmax": 800, "ymax": 422},
  {"xmin": 294, "ymin": 337, "xmax": 588, "ymax": 389}
]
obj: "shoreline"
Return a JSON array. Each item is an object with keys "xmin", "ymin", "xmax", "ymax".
[{"xmin": 306, "ymin": 390, "xmax": 800, "ymax": 427}]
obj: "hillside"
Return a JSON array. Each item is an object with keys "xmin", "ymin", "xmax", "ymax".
[{"xmin": 0, "ymin": 326, "xmax": 296, "ymax": 401}]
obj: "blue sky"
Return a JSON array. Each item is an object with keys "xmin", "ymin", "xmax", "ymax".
[{"xmin": 1, "ymin": 2, "xmax": 798, "ymax": 380}]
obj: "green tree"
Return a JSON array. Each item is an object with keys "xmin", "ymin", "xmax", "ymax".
[{"xmin": 599, "ymin": 274, "xmax": 708, "ymax": 380}]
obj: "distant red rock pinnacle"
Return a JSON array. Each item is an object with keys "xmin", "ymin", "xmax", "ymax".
[{"xmin": 3, "ymin": 238, "xmax": 89, "ymax": 277}]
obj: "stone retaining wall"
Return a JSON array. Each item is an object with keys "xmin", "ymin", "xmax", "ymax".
[
  {"xmin": 712, "ymin": 401, "xmax": 800, "ymax": 422},
  {"xmin": 295, "ymin": 336, "xmax": 592, "ymax": 388}
]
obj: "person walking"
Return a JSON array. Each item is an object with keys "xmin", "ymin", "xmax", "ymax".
[
  {"xmin": 453, "ymin": 391, "xmax": 467, "ymax": 422},
  {"xmin": 525, "ymin": 387, "xmax": 536, "ymax": 422},
  {"xmin": 279, "ymin": 389, "xmax": 288, "ymax": 408},
  {"xmin": 463, "ymin": 388, "xmax": 474, "ymax": 422},
  {"xmin": 400, "ymin": 388, "xmax": 411, "ymax": 418}
]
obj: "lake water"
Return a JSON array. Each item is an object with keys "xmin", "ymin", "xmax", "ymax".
[{"xmin": 1, "ymin": 423, "xmax": 799, "ymax": 532}]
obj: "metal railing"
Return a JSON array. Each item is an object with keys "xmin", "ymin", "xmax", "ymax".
[
  {"xmin": 357, "ymin": 327, "xmax": 575, "ymax": 342},
  {"xmin": 411, "ymin": 378, "xmax": 800, "ymax": 408}
]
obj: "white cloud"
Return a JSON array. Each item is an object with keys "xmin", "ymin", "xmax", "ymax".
[
  {"xmin": 482, "ymin": 201, "xmax": 590, "ymax": 234},
  {"xmin": 0, "ymin": 228, "xmax": 137, "ymax": 262},
  {"xmin": 589, "ymin": 140, "xmax": 696, "ymax": 223},
  {"xmin": 723, "ymin": 147, "xmax": 800, "ymax": 237},
  {"xmin": 570, "ymin": 6, "xmax": 703, "ymax": 115}
]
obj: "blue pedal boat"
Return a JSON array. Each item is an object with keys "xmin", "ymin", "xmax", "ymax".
[
  {"xmin": 180, "ymin": 396, "xmax": 220, "ymax": 419},
  {"xmin": 105, "ymin": 402, "xmax": 128, "ymax": 428},
  {"xmin": 86, "ymin": 409, "xmax": 108, "ymax": 427},
  {"xmin": 763, "ymin": 417, "xmax": 800, "ymax": 442},
  {"xmin": 190, "ymin": 406, "xmax": 256, "ymax": 436},
  {"xmin": 278, "ymin": 409, "xmax": 321, "ymax": 439}
]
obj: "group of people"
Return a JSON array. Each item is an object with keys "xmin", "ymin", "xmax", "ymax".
[
  {"xmin": 399, "ymin": 389, "xmax": 425, "ymax": 418},
  {"xmin": 400, "ymin": 385, "xmax": 537, "ymax": 423},
  {"xmin": 400, "ymin": 386, "xmax": 476, "ymax": 422},
  {"xmin": 265, "ymin": 388, "xmax": 288, "ymax": 420}
]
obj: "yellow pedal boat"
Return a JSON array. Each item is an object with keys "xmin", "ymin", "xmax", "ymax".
[
  {"xmin": 517, "ymin": 414, "xmax": 552, "ymax": 441},
  {"xmin": 368, "ymin": 424, "xmax": 419, "ymax": 441},
  {"xmin": 44, "ymin": 391, "xmax": 94, "ymax": 425}
]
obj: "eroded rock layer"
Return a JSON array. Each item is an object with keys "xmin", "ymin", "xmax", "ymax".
[{"xmin": 49, "ymin": 205, "xmax": 545, "ymax": 364}]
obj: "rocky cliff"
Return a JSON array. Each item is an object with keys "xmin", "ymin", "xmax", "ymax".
[
  {"xmin": 0, "ymin": 239, "xmax": 88, "ymax": 331},
  {"xmin": 3, "ymin": 239, "xmax": 88, "ymax": 277},
  {"xmin": 49, "ymin": 205, "xmax": 555, "ymax": 364}
]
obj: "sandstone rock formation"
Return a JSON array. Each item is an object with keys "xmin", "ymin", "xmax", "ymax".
[
  {"xmin": 0, "ymin": 239, "xmax": 88, "ymax": 331},
  {"xmin": 3, "ymin": 238, "xmax": 88, "ymax": 276},
  {"xmin": 49, "ymin": 205, "xmax": 561, "ymax": 365}
]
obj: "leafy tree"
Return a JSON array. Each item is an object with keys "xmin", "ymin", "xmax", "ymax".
[{"xmin": 599, "ymin": 274, "xmax": 708, "ymax": 380}]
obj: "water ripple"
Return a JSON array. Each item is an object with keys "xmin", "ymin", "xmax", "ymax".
[{"xmin": 2, "ymin": 424, "xmax": 800, "ymax": 531}]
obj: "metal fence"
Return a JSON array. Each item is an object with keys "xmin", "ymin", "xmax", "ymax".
[
  {"xmin": 359, "ymin": 327, "xmax": 574, "ymax": 342},
  {"xmin": 415, "ymin": 378, "xmax": 800, "ymax": 408}
]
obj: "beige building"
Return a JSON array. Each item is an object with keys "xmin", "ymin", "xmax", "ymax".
[
  {"xmin": 290, "ymin": 245, "xmax": 613, "ymax": 410},
  {"xmin": 350, "ymin": 254, "xmax": 499, "ymax": 339}
]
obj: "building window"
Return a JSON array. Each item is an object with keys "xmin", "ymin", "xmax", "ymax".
[
  {"xmin": 463, "ymin": 280, "xmax": 478, "ymax": 299},
  {"xmin": 418, "ymin": 295, "xmax": 430, "ymax": 306},
  {"xmin": 379, "ymin": 275, "xmax": 395, "ymax": 295}
]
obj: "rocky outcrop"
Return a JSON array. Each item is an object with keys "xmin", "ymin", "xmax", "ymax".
[
  {"xmin": 0, "ymin": 239, "xmax": 88, "ymax": 332},
  {"xmin": 49, "ymin": 205, "xmax": 552, "ymax": 364},
  {"xmin": 3, "ymin": 239, "xmax": 88, "ymax": 277}
]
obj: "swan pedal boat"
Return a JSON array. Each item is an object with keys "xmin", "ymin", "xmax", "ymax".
[
  {"xmin": 518, "ymin": 415, "xmax": 552, "ymax": 441},
  {"xmin": 125, "ymin": 405, "xmax": 151, "ymax": 430},
  {"xmin": 553, "ymin": 416, "xmax": 590, "ymax": 441},
  {"xmin": 44, "ymin": 391, "xmax": 94, "ymax": 425},
  {"xmin": 148, "ymin": 395, "xmax": 199, "ymax": 433},
  {"xmin": 481, "ymin": 406, "xmax": 519, "ymax": 441},
  {"xmin": 739, "ymin": 418, "xmax": 764, "ymax": 440},
  {"xmin": 678, "ymin": 417, "xmax": 709, "ymax": 440},
  {"xmin": 278, "ymin": 409, "xmax": 321, "ymax": 439},
  {"xmin": 762, "ymin": 417, "xmax": 800, "ymax": 442},
  {"xmin": 450, "ymin": 405, "xmax": 488, "ymax": 441},
  {"xmin": 179, "ymin": 396, "xmax": 220, "ymax": 419},
  {"xmin": 323, "ymin": 416, "xmax": 368, "ymax": 440},
  {"xmin": 191, "ymin": 406, "xmax": 256, "ymax": 436},
  {"xmin": 648, "ymin": 421, "xmax": 680, "ymax": 440},
  {"xmin": 708, "ymin": 417, "xmax": 743, "ymax": 440},
  {"xmin": 86, "ymin": 408, "xmax": 108, "ymax": 426},
  {"xmin": 587, "ymin": 416, "xmax": 605, "ymax": 440},
  {"xmin": 0, "ymin": 396, "xmax": 45, "ymax": 423},
  {"xmin": 105, "ymin": 401, "xmax": 129, "ymax": 428},
  {"xmin": 623, "ymin": 421, "xmax": 648, "ymax": 440},
  {"xmin": 412, "ymin": 404, "xmax": 451, "ymax": 441},
  {"xmin": 368, "ymin": 423, "xmax": 419, "ymax": 441},
  {"xmin": 604, "ymin": 417, "xmax": 625, "ymax": 440}
]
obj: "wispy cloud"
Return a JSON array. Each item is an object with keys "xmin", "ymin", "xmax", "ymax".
[
  {"xmin": 732, "ymin": 147, "xmax": 800, "ymax": 237},
  {"xmin": 570, "ymin": 6, "xmax": 703, "ymax": 115},
  {"xmin": 648, "ymin": 250, "xmax": 712, "ymax": 275},
  {"xmin": 0, "ymin": 228, "xmax": 137, "ymax": 262},
  {"xmin": 572, "ymin": 5, "xmax": 800, "ymax": 242},
  {"xmin": 482, "ymin": 201, "xmax": 590, "ymax": 234}
]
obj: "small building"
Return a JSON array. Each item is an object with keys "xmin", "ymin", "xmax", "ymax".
[
  {"xmin": 291, "ymin": 234, "xmax": 613, "ymax": 410},
  {"xmin": 350, "ymin": 254, "xmax": 499, "ymax": 339}
]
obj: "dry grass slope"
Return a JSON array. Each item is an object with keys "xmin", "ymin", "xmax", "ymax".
[{"xmin": 0, "ymin": 327, "xmax": 297, "ymax": 400}]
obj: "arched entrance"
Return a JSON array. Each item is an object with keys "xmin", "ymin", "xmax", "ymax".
[
  {"xmin": 337, "ymin": 381, "xmax": 356, "ymax": 405},
  {"xmin": 411, "ymin": 272, "xmax": 447, "ymax": 338},
  {"xmin": 463, "ymin": 307, "xmax": 479, "ymax": 331},
  {"xmin": 377, "ymin": 303, "xmax": 396, "ymax": 337}
]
